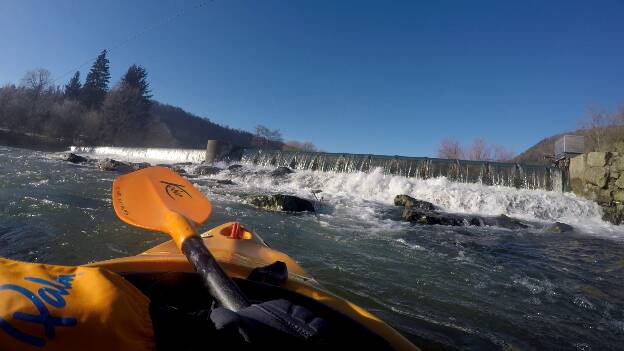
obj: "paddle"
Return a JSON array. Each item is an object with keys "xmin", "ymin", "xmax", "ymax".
[{"xmin": 112, "ymin": 166, "xmax": 249, "ymax": 312}]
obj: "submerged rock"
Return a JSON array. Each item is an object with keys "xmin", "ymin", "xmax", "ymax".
[
  {"xmin": 396, "ymin": 200, "xmax": 531, "ymax": 230},
  {"xmin": 394, "ymin": 195, "xmax": 437, "ymax": 211},
  {"xmin": 494, "ymin": 214, "xmax": 529, "ymax": 230},
  {"xmin": 228, "ymin": 164, "xmax": 243, "ymax": 171},
  {"xmin": 401, "ymin": 208, "xmax": 464, "ymax": 226},
  {"xmin": 131, "ymin": 162, "xmax": 151, "ymax": 170},
  {"xmin": 401, "ymin": 208, "xmax": 484, "ymax": 227},
  {"xmin": 97, "ymin": 158, "xmax": 134, "ymax": 173},
  {"xmin": 270, "ymin": 167, "xmax": 294, "ymax": 177},
  {"xmin": 216, "ymin": 179, "xmax": 235, "ymax": 185},
  {"xmin": 59, "ymin": 153, "xmax": 88, "ymax": 164},
  {"xmin": 395, "ymin": 194, "xmax": 489, "ymax": 227},
  {"xmin": 193, "ymin": 178, "xmax": 234, "ymax": 188},
  {"xmin": 546, "ymin": 222, "xmax": 574, "ymax": 233},
  {"xmin": 244, "ymin": 194, "xmax": 315, "ymax": 212},
  {"xmin": 468, "ymin": 216, "xmax": 486, "ymax": 226},
  {"xmin": 172, "ymin": 166, "xmax": 186, "ymax": 174},
  {"xmin": 194, "ymin": 165, "xmax": 223, "ymax": 176}
]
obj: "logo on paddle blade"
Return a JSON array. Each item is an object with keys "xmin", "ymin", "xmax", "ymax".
[{"xmin": 161, "ymin": 181, "xmax": 192, "ymax": 200}]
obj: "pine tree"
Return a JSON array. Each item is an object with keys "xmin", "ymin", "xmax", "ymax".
[
  {"xmin": 64, "ymin": 71, "xmax": 82, "ymax": 100},
  {"xmin": 121, "ymin": 64, "xmax": 152, "ymax": 109},
  {"xmin": 80, "ymin": 50, "xmax": 110, "ymax": 109}
]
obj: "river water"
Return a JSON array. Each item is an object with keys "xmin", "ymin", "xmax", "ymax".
[{"xmin": 1, "ymin": 145, "xmax": 623, "ymax": 350}]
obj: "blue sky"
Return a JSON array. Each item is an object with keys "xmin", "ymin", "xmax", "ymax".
[{"xmin": 1, "ymin": 0, "xmax": 623, "ymax": 156}]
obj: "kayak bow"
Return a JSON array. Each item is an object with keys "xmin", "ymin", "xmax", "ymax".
[{"xmin": 89, "ymin": 222, "xmax": 419, "ymax": 351}]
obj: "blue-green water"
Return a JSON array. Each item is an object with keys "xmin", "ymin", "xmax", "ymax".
[{"xmin": 1, "ymin": 145, "xmax": 624, "ymax": 350}]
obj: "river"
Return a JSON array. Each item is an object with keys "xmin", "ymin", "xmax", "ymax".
[{"xmin": 1, "ymin": 145, "xmax": 623, "ymax": 350}]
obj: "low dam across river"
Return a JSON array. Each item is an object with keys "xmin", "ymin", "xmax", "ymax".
[
  {"xmin": 70, "ymin": 146, "xmax": 563, "ymax": 191},
  {"xmin": 241, "ymin": 149, "xmax": 562, "ymax": 191}
]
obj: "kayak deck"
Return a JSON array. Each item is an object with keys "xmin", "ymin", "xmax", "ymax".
[{"xmin": 90, "ymin": 222, "xmax": 419, "ymax": 351}]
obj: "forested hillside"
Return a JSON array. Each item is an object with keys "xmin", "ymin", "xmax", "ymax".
[{"xmin": 0, "ymin": 50, "xmax": 284, "ymax": 150}]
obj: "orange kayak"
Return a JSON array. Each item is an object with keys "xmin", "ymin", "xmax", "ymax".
[{"xmin": 88, "ymin": 222, "xmax": 419, "ymax": 351}]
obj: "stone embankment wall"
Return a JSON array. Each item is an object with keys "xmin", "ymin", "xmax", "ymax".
[{"xmin": 569, "ymin": 143, "xmax": 624, "ymax": 224}]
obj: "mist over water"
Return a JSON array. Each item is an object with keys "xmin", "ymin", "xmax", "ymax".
[{"xmin": 1, "ymin": 145, "xmax": 624, "ymax": 350}]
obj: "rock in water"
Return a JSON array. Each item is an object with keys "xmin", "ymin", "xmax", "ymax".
[
  {"xmin": 395, "ymin": 195, "xmax": 485, "ymax": 227},
  {"xmin": 244, "ymin": 194, "xmax": 315, "ymax": 212},
  {"xmin": 394, "ymin": 194, "xmax": 437, "ymax": 211},
  {"xmin": 172, "ymin": 166, "xmax": 186, "ymax": 174},
  {"xmin": 96, "ymin": 158, "xmax": 134, "ymax": 173},
  {"xmin": 228, "ymin": 164, "xmax": 243, "ymax": 171},
  {"xmin": 216, "ymin": 179, "xmax": 235, "ymax": 185},
  {"xmin": 270, "ymin": 167, "xmax": 294, "ymax": 177},
  {"xmin": 131, "ymin": 162, "xmax": 151, "ymax": 170},
  {"xmin": 494, "ymin": 214, "xmax": 529, "ymax": 229},
  {"xmin": 194, "ymin": 165, "xmax": 223, "ymax": 176},
  {"xmin": 402, "ymin": 208, "xmax": 464, "ymax": 226},
  {"xmin": 59, "ymin": 153, "xmax": 88, "ymax": 164},
  {"xmin": 546, "ymin": 222, "xmax": 574, "ymax": 233},
  {"xmin": 602, "ymin": 205, "xmax": 624, "ymax": 225}
]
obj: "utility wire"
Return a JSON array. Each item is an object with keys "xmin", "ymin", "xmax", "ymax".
[{"xmin": 52, "ymin": 0, "xmax": 210, "ymax": 84}]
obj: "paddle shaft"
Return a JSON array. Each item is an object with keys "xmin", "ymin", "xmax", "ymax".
[{"xmin": 181, "ymin": 236, "xmax": 250, "ymax": 312}]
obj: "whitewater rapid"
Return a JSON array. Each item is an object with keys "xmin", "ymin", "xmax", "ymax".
[
  {"xmin": 200, "ymin": 165, "xmax": 621, "ymax": 236},
  {"xmin": 69, "ymin": 146, "xmax": 620, "ymax": 237}
]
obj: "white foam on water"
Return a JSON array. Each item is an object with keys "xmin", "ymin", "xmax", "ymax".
[
  {"xmin": 64, "ymin": 147, "xmax": 623, "ymax": 237},
  {"xmin": 395, "ymin": 238, "xmax": 426, "ymax": 251},
  {"xmin": 70, "ymin": 146, "xmax": 206, "ymax": 164},
  {"xmin": 214, "ymin": 166, "xmax": 624, "ymax": 238}
]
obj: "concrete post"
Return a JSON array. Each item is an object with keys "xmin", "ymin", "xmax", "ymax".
[{"xmin": 206, "ymin": 140, "xmax": 218, "ymax": 164}]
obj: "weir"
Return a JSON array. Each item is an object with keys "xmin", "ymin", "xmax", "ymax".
[
  {"xmin": 70, "ymin": 146, "xmax": 207, "ymax": 163},
  {"xmin": 241, "ymin": 149, "xmax": 563, "ymax": 191},
  {"xmin": 69, "ymin": 146, "xmax": 563, "ymax": 191}
]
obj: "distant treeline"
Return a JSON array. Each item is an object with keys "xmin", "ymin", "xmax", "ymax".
[
  {"xmin": 0, "ymin": 50, "xmax": 300, "ymax": 150},
  {"xmin": 436, "ymin": 137, "xmax": 516, "ymax": 162}
]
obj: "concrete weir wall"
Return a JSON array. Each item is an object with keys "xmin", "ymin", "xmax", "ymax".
[
  {"xmin": 241, "ymin": 149, "xmax": 562, "ymax": 191},
  {"xmin": 569, "ymin": 150, "xmax": 624, "ymax": 224},
  {"xmin": 69, "ymin": 145, "xmax": 563, "ymax": 192}
]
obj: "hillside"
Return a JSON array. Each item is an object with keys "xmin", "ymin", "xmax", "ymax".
[
  {"xmin": 151, "ymin": 102, "xmax": 272, "ymax": 149},
  {"xmin": 515, "ymin": 126, "xmax": 624, "ymax": 165},
  {"xmin": 514, "ymin": 132, "xmax": 567, "ymax": 165},
  {"xmin": 0, "ymin": 73, "xmax": 283, "ymax": 150},
  {"xmin": 0, "ymin": 56, "xmax": 287, "ymax": 151}
]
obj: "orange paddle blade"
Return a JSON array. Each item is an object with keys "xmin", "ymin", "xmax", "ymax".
[{"xmin": 112, "ymin": 166, "xmax": 212, "ymax": 236}]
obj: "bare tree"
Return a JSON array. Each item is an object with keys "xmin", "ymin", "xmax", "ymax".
[
  {"xmin": 252, "ymin": 124, "xmax": 283, "ymax": 148},
  {"xmin": 578, "ymin": 106, "xmax": 613, "ymax": 151},
  {"xmin": 437, "ymin": 137, "xmax": 463, "ymax": 159},
  {"xmin": 21, "ymin": 68, "xmax": 52, "ymax": 96},
  {"xmin": 255, "ymin": 125, "xmax": 282, "ymax": 142},
  {"xmin": 467, "ymin": 138, "xmax": 491, "ymax": 161},
  {"xmin": 300, "ymin": 141, "xmax": 317, "ymax": 151},
  {"xmin": 611, "ymin": 105, "xmax": 624, "ymax": 128},
  {"xmin": 284, "ymin": 140, "xmax": 317, "ymax": 151},
  {"xmin": 492, "ymin": 144, "xmax": 516, "ymax": 162}
]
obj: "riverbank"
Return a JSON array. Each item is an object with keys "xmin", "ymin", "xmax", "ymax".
[{"xmin": 0, "ymin": 128, "xmax": 69, "ymax": 151}]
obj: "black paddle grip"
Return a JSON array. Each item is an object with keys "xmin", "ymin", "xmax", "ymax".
[{"xmin": 181, "ymin": 236, "xmax": 250, "ymax": 312}]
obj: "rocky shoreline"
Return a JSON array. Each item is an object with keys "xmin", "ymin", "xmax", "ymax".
[{"xmin": 569, "ymin": 143, "xmax": 624, "ymax": 225}]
